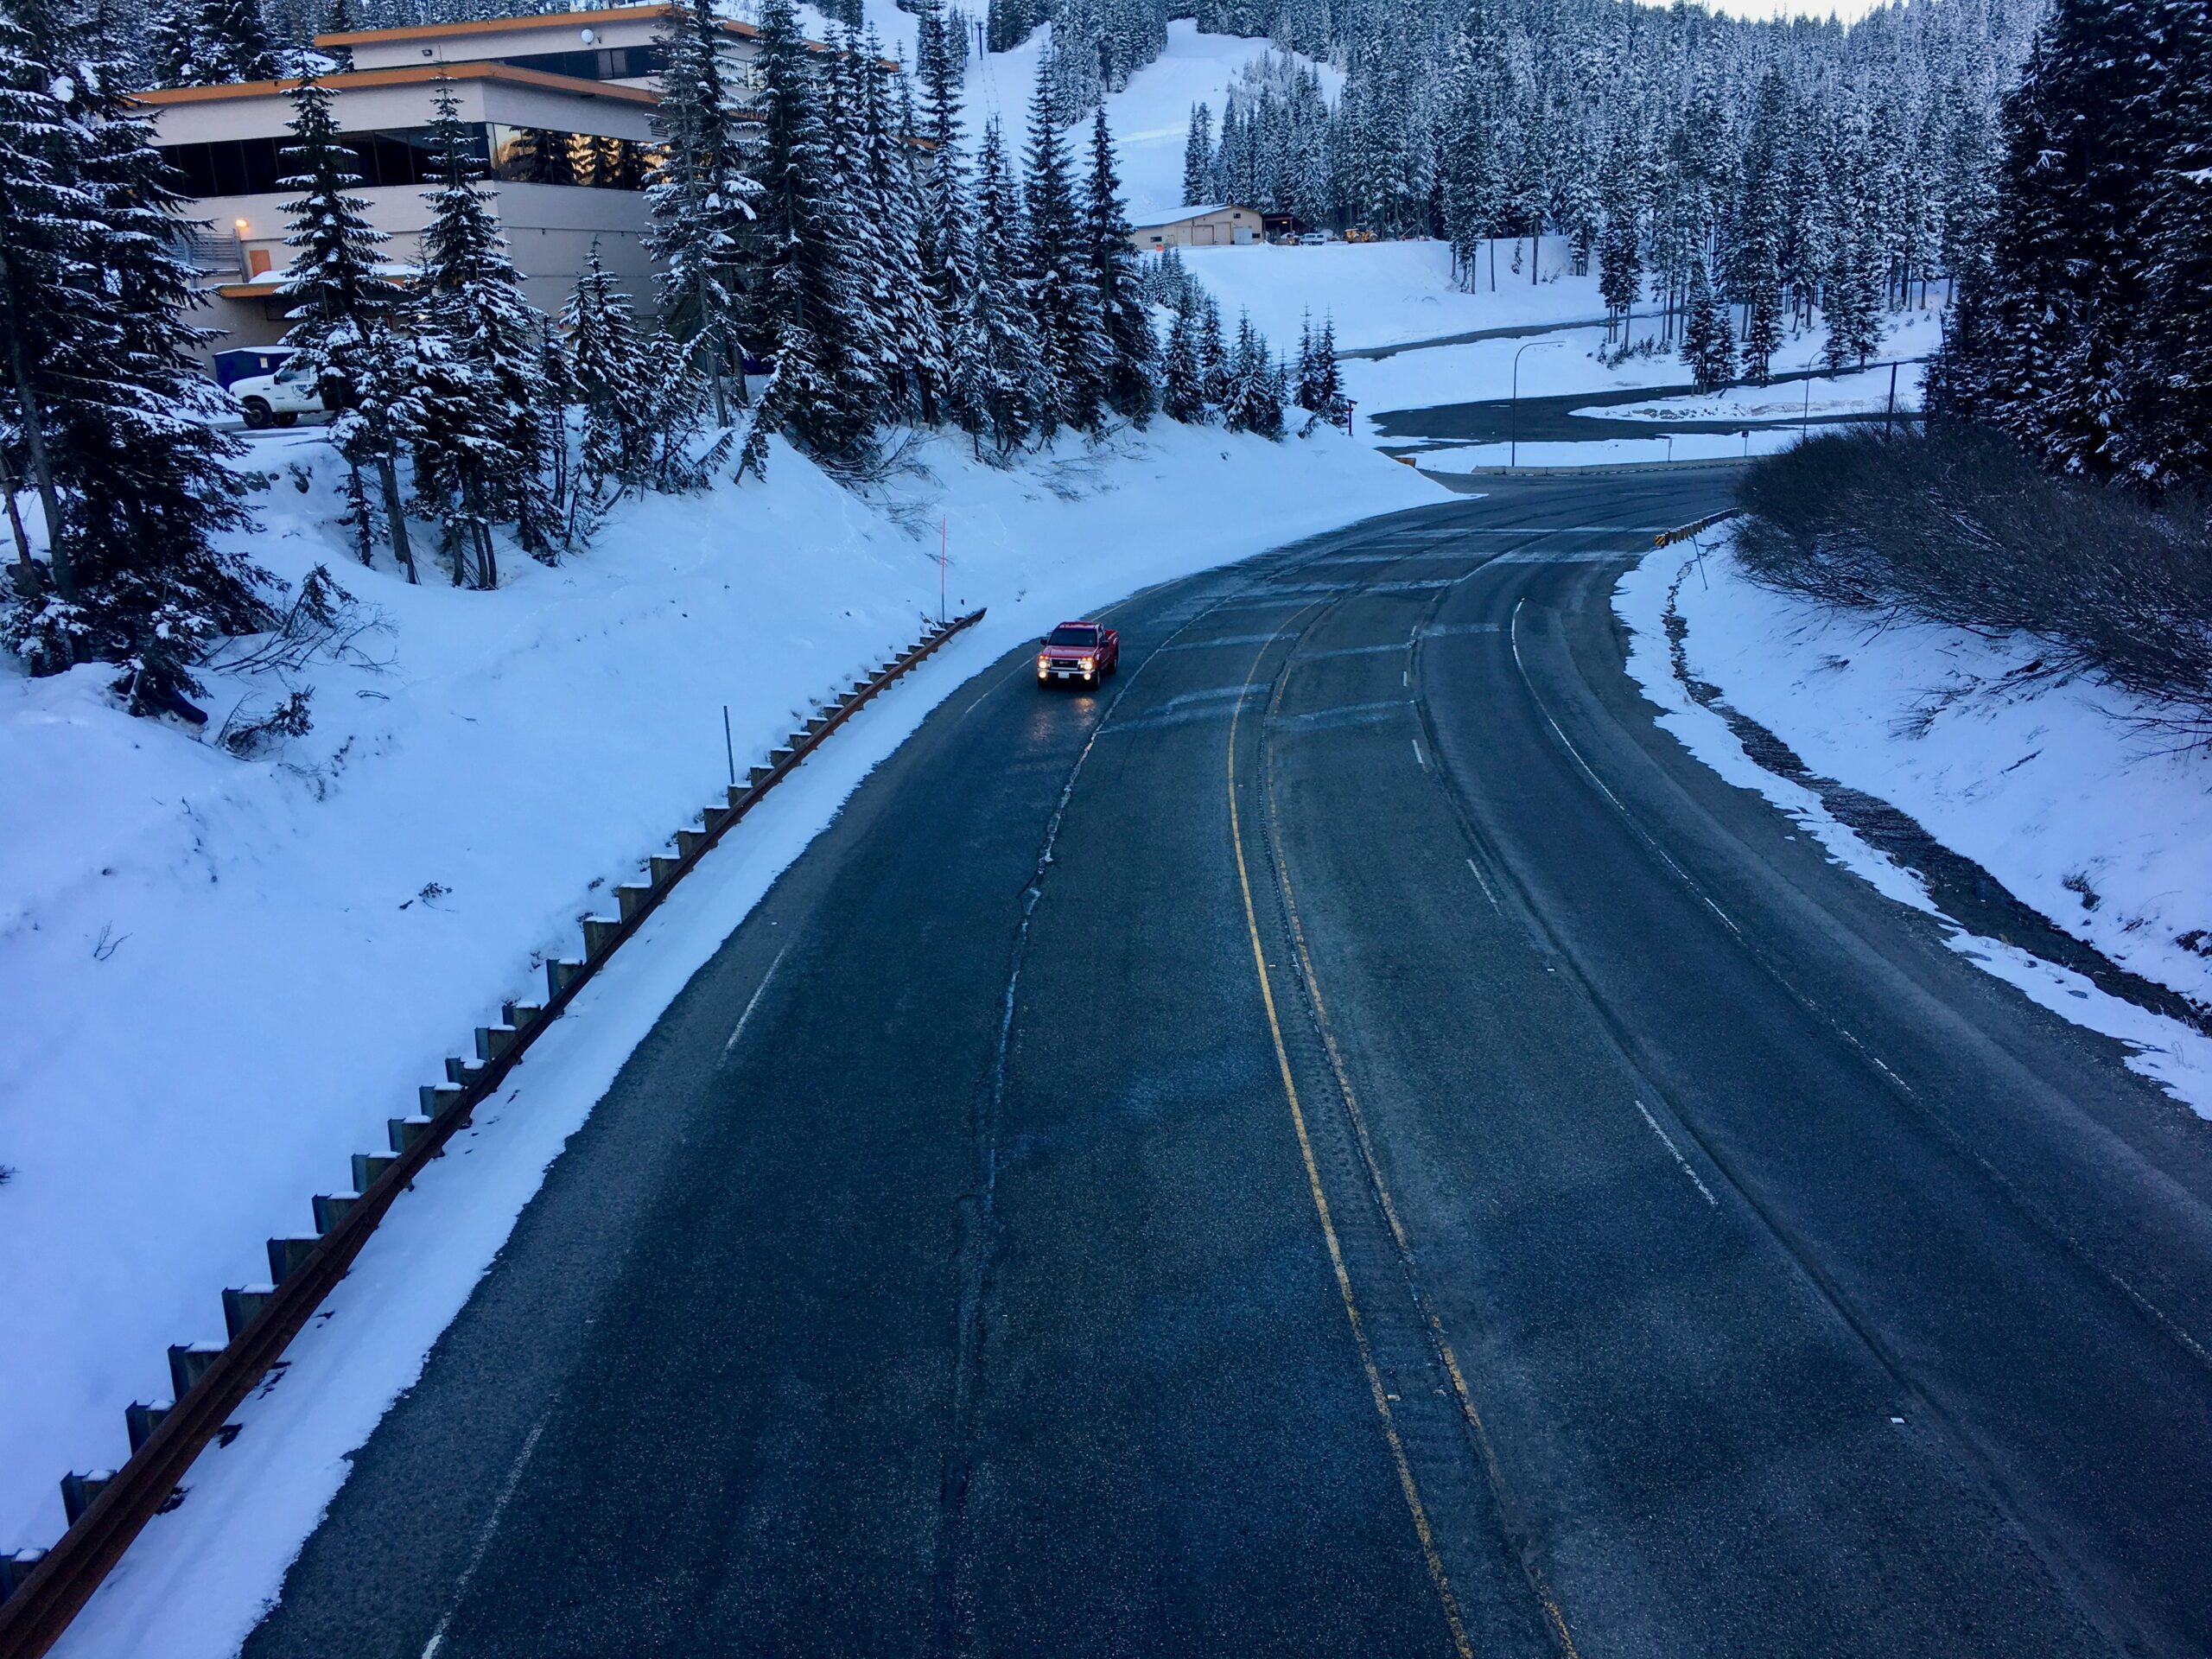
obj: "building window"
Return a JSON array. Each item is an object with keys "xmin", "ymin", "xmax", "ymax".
[
  {"xmin": 161, "ymin": 123, "xmax": 648, "ymax": 197},
  {"xmin": 494, "ymin": 44, "xmax": 668, "ymax": 81}
]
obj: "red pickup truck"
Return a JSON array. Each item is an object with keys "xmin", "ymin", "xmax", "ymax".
[{"xmin": 1036, "ymin": 620, "xmax": 1120, "ymax": 687}]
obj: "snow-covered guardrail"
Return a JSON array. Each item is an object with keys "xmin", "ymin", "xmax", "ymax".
[{"xmin": 0, "ymin": 607, "xmax": 988, "ymax": 1659}]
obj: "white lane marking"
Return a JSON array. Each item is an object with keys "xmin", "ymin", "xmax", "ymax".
[
  {"xmin": 1403, "ymin": 667, "xmax": 1410, "ymax": 687},
  {"xmin": 1633, "ymin": 1099, "xmax": 1719, "ymax": 1208},
  {"xmin": 1465, "ymin": 856, "xmax": 1501, "ymax": 911},
  {"xmin": 1412, "ymin": 738, "xmax": 1427, "ymax": 769},
  {"xmin": 419, "ymin": 1415, "xmax": 549, "ymax": 1658},
  {"xmin": 1510, "ymin": 598, "xmax": 1743, "ymax": 939},
  {"xmin": 718, "ymin": 944, "xmax": 790, "ymax": 1066}
]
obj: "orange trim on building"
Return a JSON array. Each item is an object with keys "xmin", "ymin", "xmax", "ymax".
[
  {"xmin": 313, "ymin": 3, "xmax": 758, "ymax": 48},
  {"xmin": 131, "ymin": 60, "xmax": 662, "ymax": 107}
]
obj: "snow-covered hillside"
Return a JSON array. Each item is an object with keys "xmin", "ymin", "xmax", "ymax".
[
  {"xmin": 785, "ymin": 3, "xmax": 1333, "ymax": 227},
  {"xmin": 1183, "ymin": 236, "xmax": 1600, "ymax": 353},
  {"xmin": 1617, "ymin": 544, "xmax": 2212, "ymax": 1116},
  {"xmin": 0, "ymin": 423, "xmax": 1438, "ymax": 1553}
]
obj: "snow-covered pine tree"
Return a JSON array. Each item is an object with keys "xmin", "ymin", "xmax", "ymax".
[
  {"xmin": 1160, "ymin": 296, "xmax": 1208, "ymax": 424},
  {"xmin": 1681, "ymin": 256, "xmax": 1735, "ymax": 392},
  {"xmin": 563, "ymin": 241, "xmax": 647, "ymax": 521},
  {"xmin": 1965, "ymin": 0, "xmax": 2170, "ymax": 474},
  {"xmin": 820, "ymin": 30, "xmax": 899, "ymax": 427},
  {"xmin": 1293, "ymin": 312, "xmax": 1346, "ymax": 425},
  {"xmin": 2116, "ymin": 0, "xmax": 2211, "ymax": 481},
  {"xmin": 1182, "ymin": 100, "xmax": 1213, "ymax": 206},
  {"xmin": 1195, "ymin": 293, "xmax": 1229, "ymax": 411},
  {"xmin": 161, "ymin": 0, "xmax": 275, "ymax": 84},
  {"xmin": 1740, "ymin": 233, "xmax": 1783, "ymax": 385},
  {"xmin": 1082, "ymin": 105, "xmax": 1154, "ymax": 423},
  {"xmin": 410, "ymin": 80, "xmax": 551, "ymax": 582},
  {"xmin": 950, "ymin": 118, "xmax": 1043, "ymax": 459},
  {"xmin": 915, "ymin": 0, "xmax": 975, "ymax": 422},
  {"xmin": 645, "ymin": 0, "xmax": 760, "ymax": 426},
  {"xmin": 0, "ymin": 0, "xmax": 264, "ymax": 710},
  {"xmin": 1597, "ymin": 200, "xmax": 1639, "ymax": 344},
  {"xmin": 1020, "ymin": 58, "xmax": 1108, "ymax": 436},
  {"xmin": 274, "ymin": 73, "xmax": 417, "ymax": 575},
  {"xmin": 740, "ymin": 0, "xmax": 879, "ymax": 473},
  {"xmin": 1220, "ymin": 311, "xmax": 1282, "ymax": 438},
  {"xmin": 144, "ymin": 0, "xmax": 195, "ymax": 85},
  {"xmin": 986, "ymin": 0, "xmax": 1034, "ymax": 54}
]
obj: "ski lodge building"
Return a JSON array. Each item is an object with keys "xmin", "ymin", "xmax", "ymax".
[{"xmin": 137, "ymin": 4, "xmax": 770, "ymax": 353}]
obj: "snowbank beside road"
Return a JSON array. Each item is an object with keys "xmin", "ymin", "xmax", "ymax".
[
  {"xmin": 1585, "ymin": 360, "xmax": 1925, "ymax": 424},
  {"xmin": 1615, "ymin": 542, "xmax": 2212, "ymax": 1116},
  {"xmin": 0, "ymin": 420, "xmax": 1439, "ymax": 1557}
]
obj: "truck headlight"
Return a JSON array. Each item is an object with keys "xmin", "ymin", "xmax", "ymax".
[{"xmin": 1080, "ymin": 657, "xmax": 1095, "ymax": 671}]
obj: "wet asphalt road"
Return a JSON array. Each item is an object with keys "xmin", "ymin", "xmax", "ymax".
[{"xmin": 242, "ymin": 470, "xmax": 2212, "ymax": 1659}]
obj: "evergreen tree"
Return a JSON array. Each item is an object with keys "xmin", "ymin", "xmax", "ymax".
[
  {"xmin": 2120, "ymin": 0, "xmax": 2212, "ymax": 480},
  {"xmin": 1182, "ymin": 100, "xmax": 1213, "ymax": 205},
  {"xmin": 1083, "ymin": 105, "xmax": 1154, "ymax": 422},
  {"xmin": 149, "ymin": 0, "xmax": 276, "ymax": 85},
  {"xmin": 1294, "ymin": 312, "xmax": 1347, "ymax": 425},
  {"xmin": 1195, "ymin": 295, "xmax": 1229, "ymax": 410},
  {"xmin": 1740, "ymin": 237, "xmax": 1783, "ymax": 385},
  {"xmin": 1021, "ymin": 58, "xmax": 1108, "ymax": 435},
  {"xmin": 274, "ymin": 73, "xmax": 415, "ymax": 576},
  {"xmin": 741, "ymin": 0, "xmax": 879, "ymax": 472},
  {"xmin": 916, "ymin": 0, "xmax": 976, "ymax": 427},
  {"xmin": 1680, "ymin": 256, "xmax": 1735, "ymax": 391},
  {"xmin": 1160, "ymin": 296, "xmax": 1208, "ymax": 423},
  {"xmin": 950, "ymin": 118, "xmax": 1042, "ymax": 458},
  {"xmin": 1597, "ymin": 203, "xmax": 1640, "ymax": 342},
  {"xmin": 1, "ymin": 0, "xmax": 264, "ymax": 710},
  {"xmin": 563, "ymin": 240, "xmax": 650, "ymax": 517},
  {"xmin": 410, "ymin": 81, "xmax": 550, "ymax": 583},
  {"xmin": 1220, "ymin": 311, "xmax": 1282, "ymax": 437},
  {"xmin": 144, "ymin": 0, "xmax": 194, "ymax": 84},
  {"xmin": 645, "ymin": 0, "xmax": 761, "ymax": 425}
]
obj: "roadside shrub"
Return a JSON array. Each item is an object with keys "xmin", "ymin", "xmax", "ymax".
[{"xmin": 1734, "ymin": 425, "xmax": 2212, "ymax": 740}]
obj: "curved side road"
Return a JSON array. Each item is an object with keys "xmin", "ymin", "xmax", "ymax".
[{"xmin": 219, "ymin": 472, "xmax": 2212, "ymax": 1659}]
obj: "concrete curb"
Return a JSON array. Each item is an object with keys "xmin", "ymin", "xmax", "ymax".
[{"xmin": 0, "ymin": 609, "xmax": 988, "ymax": 1658}]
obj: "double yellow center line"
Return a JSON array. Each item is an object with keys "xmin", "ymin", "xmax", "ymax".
[{"xmin": 1224, "ymin": 618, "xmax": 1582, "ymax": 1659}]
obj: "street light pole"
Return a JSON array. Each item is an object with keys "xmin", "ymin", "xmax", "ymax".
[{"xmin": 1510, "ymin": 340, "xmax": 1563, "ymax": 469}]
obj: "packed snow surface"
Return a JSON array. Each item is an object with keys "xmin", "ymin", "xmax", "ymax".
[
  {"xmin": 0, "ymin": 421, "xmax": 1438, "ymax": 1567},
  {"xmin": 1179, "ymin": 237, "xmax": 1597, "ymax": 353},
  {"xmin": 1615, "ymin": 541, "xmax": 2212, "ymax": 1116}
]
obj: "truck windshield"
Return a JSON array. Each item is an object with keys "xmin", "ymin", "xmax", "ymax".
[{"xmin": 1047, "ymin": 626, "xmax": 1097, "ymax": 646}]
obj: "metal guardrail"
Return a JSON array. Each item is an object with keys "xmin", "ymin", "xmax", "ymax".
[
  {"xmin": 0, "ymin": 607, "xmax": 988, "ymax": 1659},
  {"xmin": 1653, "ymin": 509, "xmax": 1743, "ymax": 548}
]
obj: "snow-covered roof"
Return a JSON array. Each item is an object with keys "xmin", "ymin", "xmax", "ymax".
[{"xmin": 1131, "ymin": 203, "xmax": 1264, "ymax": 227}]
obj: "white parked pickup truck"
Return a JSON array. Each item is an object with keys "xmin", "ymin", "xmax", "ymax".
[{"xmin": 230, "ymin": 359, "xmax": 327, "ymax": 429}]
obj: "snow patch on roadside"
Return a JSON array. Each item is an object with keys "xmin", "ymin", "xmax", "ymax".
[{"xmin": 1614, "ymin": 542, "xmax": 2212, "ymax": 1117}]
